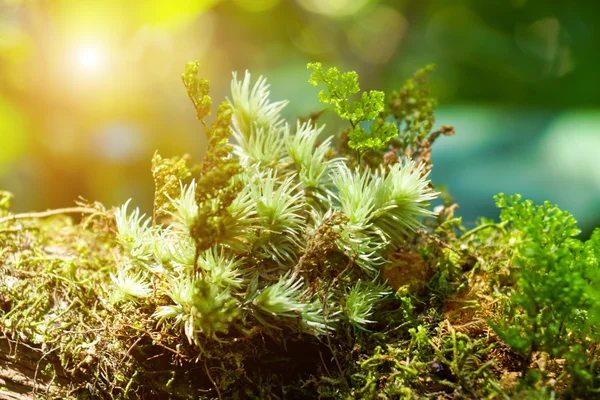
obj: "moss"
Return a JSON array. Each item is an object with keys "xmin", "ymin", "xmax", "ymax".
[{"xmin": 0, "ymin": 62, "xmax": 599, "ymax": 400}]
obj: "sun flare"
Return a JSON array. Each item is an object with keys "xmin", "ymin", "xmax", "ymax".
[{"xmin": 75, "ymin": 46, "xmax": 105, "ymax": 72}]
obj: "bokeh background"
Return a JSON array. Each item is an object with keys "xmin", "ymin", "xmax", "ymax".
[{"xmin": 1, "ymin": 0, "xmax": 599, "ymax": 235}]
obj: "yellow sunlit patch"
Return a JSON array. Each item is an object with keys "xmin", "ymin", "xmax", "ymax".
[
  {"xmin": 234, "ymin": 0, "xmax": 279, "ymax": 13},
  {"xmin": 76, "ymin": 46, "xmax": 105, "ymax": 72},
  {"xmin": 0, "ymin": 96, "xmax": 28, "ymax": 173},
  {"xmin": 297, "ymin": 0, "xmax": 369, "ymax": 17}
]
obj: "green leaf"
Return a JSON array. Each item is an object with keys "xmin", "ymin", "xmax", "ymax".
[
  {"xmin": 308, "ymin": 63, "xmax": 396, "ymax": 152},
  {"xmin": 348, "ymin": 120, "xmax": 398, "ymax": 151}
]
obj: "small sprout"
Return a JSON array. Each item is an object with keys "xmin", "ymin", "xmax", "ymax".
[
  {"xmin": 337, "ymin": 226, "xmax": 387, "ymax": 273},
  {"xmin": 300, "ymin": 293, "xmax": 340, "ymax": 336},
  {"xmin": 230, "ymin": 71, "xmax": 288, "ymax": 165},
  {"xmin": 197, "ymin": 247, "xmax": 245, "ymax": 289},
  {"xmin": 154, "ymin": 276, "xmax": 239, "ymax": 344},
  {"xmin": 253, "ymin": 273, "xmax": 305, "ymax": 318},
  {"xmin": 371, "ymin": 159, "xmax": 438, "ymax": 241},
  {"xmin": 249, "ymin": 169, "xmax": 305, "ymax": 263},
  {"xmin": 237, "ymin": 123, "xmax": 286, "ymax": 167},
  {"xmin": 153, "ymin": 228, "xmax": 174, "ymax": 263},
  {"xmin": 115, "ymin": 200, "xmax": 155, "ymax": 263},
  {"xmin": 332, "ymin": 163, "xmax": 377, "ymax": 227},
  {"xmin": 333, "ymin": 159, "xmax": 437, "ymax": 234},
  {"xmin": 110, "ymin": 269, "xmax": 152, "ymax": 304},
  {"xmin": 285, "ymin": 120, "xmax": 339, "ymax": 191},
  {"xmin": 166, "ymin": 232, "xmax": 196, "ymax": 266},
  {"xmin": 344, "ymin": 280, "xmax": 390, "ymax": 329},
  {"xmin": 230, "ymin": 71, "xmax": 288, "ymax": 138},
  {"xmin": 169, "ymin": 179, "xmax": 198, "ymax": 231}
]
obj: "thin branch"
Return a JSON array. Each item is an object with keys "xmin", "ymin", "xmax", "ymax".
[
  {"xmin": 120, "ymin": 336, "xmax": 144, "ymax": 363},
  {"xmin": 0, "ymin": 227, "xmax": 40, "ymax": 234},
  {"xmin": 417, "ymin": 229, "xmax": 461, "ymax": 254},
  {"xmin": 460, "ymin": 221, "xmax": 508, "ymax": 241},
  {"xmin": 0, "ymin": 207, "xmax": 98, "ymax": 225},
  {"xmin": 204, "ymin": 359, "xmax": 222, "ymax": 400}
]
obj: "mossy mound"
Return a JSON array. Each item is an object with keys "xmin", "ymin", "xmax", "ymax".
[{"xmin": 1, "ymin": 62, "xmax": 599, "ymax": 400}]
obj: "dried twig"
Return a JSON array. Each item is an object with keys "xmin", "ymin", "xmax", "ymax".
[{"xmin": 0, "ymin": 207, "xmax": 99, "ymax": 225}]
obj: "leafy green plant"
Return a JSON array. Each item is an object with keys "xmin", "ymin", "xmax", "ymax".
[
  {"xmin": 308, "ymin": 62, "xmax": 398, "ymax": 155},
  {"xmin": 491, "ymin": 194, "xmax": 600, "ymax": 392},
  {"xmin": 344, "ymin": 280, "xmax": 390, "ymax": 329}
]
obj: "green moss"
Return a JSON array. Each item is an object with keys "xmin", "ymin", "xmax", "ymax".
[{"xmin": 0, "ymin": 62, "xmax": 598, "ymax": 400}]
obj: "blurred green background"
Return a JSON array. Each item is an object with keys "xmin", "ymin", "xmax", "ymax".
[{"xmin": 1, "ymin": 0, "xmax": 599, "ymax": 235}]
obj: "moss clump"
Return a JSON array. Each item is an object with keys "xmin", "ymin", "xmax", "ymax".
[{"xmin": 1, "ymin": 62, "xmax": 599, "ymax": 400}]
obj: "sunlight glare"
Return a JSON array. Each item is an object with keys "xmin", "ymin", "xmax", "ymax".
[{"xmin": 75, "ymin": 46, "xmax": 105, "ymax": 73}]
